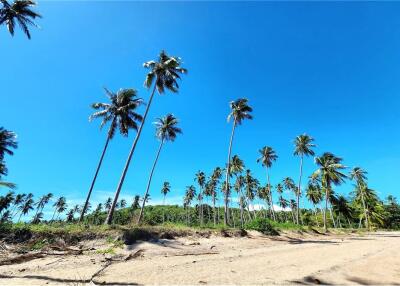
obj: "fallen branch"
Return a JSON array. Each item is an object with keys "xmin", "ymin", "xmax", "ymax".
[
  {"xmin": 166, "ymin": 251, "xmax": 219, "ymax": 257},
  {"xmin": 0, "ymin": 253, "xmax": 45, "ymax": 266}
]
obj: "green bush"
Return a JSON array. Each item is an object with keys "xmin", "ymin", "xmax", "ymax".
[{"xmin": 244, "ymin": 218, "xmax": 278, "ymax": 235}]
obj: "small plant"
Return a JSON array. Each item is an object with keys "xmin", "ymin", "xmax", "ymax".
[{"xmin": 244, "ymin": 218, "xmax": 278, "ymax": 235}]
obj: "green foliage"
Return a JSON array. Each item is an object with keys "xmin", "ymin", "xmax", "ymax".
[{"xmin": 244, "ymin": 218, "xmax": 278, "ymax": 235}]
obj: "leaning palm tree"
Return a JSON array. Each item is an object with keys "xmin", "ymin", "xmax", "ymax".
[
  {"xmin": 18, "ymin": 196, "xmax": 34, "ymax": 222},
  {"xmin": 33, "ymin": 193, "xmax": 52, "ymax": 220},
  {"xmin": 106, "ymin": 51, "xmax": 187, "ymax": 225},
  {"xmin": 293, "ymin": 134, "xmax": 315, "ymax": 224},
  {"xmin": 350, "ymin": 167, "xmax": 369, "ymax": 229},
  {"xmin": 0, "ymin": 0, "xmax": 41, "ymax": 39},
  {"xmin": 184, "ymin": 185, "xmax": 196, "ymax": 225},
  {"xmin": 257, "ymin": 146, "xmax": 278, "ymax": 221},
  {"xmin": 51, "ymin": 196, "xmax": 67, "ymax": 221},
  {"xmin": 137, "ymin": 114, "xmax": 182, "ymax": 224},
  {"xmin": 80, "ymin": 88, "xmax": 143, "ymax": 222},
  {"xmin": 0, "ymin": 127, "xmax": 17, "ymax": 161},
  {"xmin": 161, "ymin": 181, "xmax": 171, "ymax": 223},
  {"xmin": 224, "ymin": 98, "xmax": 253, "ymax": 226},
  {"xmin": 312, "ymin": 152, "xmax": 347, "ymax": 231}
]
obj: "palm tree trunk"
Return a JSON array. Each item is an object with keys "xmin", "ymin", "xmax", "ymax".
[
  {"xmin": 18, "ymin": 212, "xmax": 23, "ymax": 223},
  {"xmin": 239, "ymin": 197, "xmax": 244, "ymax": 228},
  {"xmin": 329, "ymin": 205, "xmax": 336, "ymax": 228},
  {"xmin": 213, "ymin": 193, "xmax": 216, "ymax": 226},
  {"xmin": 105, "ymin": 84, "xmax": 157, "ymax": 225},
  {"xmin": 51, "ymin": 208, "xmax": 57, "ymax": 221},
  {"xmin": 266, "ymin": 168, "xmax": 276, "ymax": 221},
  {"xmin": 324, "ymin": 189, "xmax": 328, "ymax": 231},
  {"xmin": 137, "ymin": 139, "xmax": 164, "ymax": 224},
  {"xmin": 296, "ymin": 155, "xmax": 303, "ymax": 225},
  {"xmin": 224, "ymin": 120, "xmax": 237, "ymax": 226},
  {"xmin": 360, "ymin": 187, "xmax": 369, "ymax": 230},
  {"xmin": 80, "ymin": 127, "xmax": 112, "ymax": 222},
  {"xmin": 162, "ymin": 194, "xmax": 166, "ymax": 224}
]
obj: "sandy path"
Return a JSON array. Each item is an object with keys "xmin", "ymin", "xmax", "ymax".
[{"xmin": 0, "ymin": 231, "xmax": 399, "ymax": 285}]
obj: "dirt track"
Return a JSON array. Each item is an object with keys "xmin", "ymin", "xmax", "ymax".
[{"xmin": 0, "ymin": 231, "xmax": 399, "ymax": 285}]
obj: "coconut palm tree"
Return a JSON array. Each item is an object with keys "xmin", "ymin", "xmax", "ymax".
[
  {"xmin": 0, "ymin": 191, "xmax": 14, "ymax": 215},
  {"xmin": 312, "ymin": 152, "xmax": 347, "ymax": 231},
  {"xmin": 306, "ymin": 181, "xmax": 323, "ymax": 226},
  {"xmin": 18, "ymin": 195, "xmax": 34, "ymax": 222},
  {"xmin": 137, "ymin": 114, "xmax": 182, "ymax": 224},
  {"xmin": 66, "ymin": 209, "xmax": 74, "ymax": 222},
  {"xmin": 278, "ymin": 195, "xmax": 289, "ymax": 221},
  {"xmin": 224, "ymin": 98, "xmax": 253, "ymax": 226},
  {"xmin": 210, "ymin": 167, "xmax": 222, "ymax": 225},
  {"xmin": 332, "ymin": 195, "xmax": 353, "ymax": 227},
  {"xmin": 10, "ymin": 193, "xmax": 25, "ymax": 217},
  {"xmin": 244, "ymin": 169, "xmax": 259, "ymax": 219},
  {"xmin": 293, "ymin": 134, "xmax": 315, "ymax": 224},
  {"xmin": 195, "ymin": 171, "xmax": 206, "ymax": 226},
  {"xmin": 119, "ymin": 199, "xmax": 127, "ymax": 209},
  {"xmin": 0, "ymin": 127, "xmax": 17, "ymax": 161},
  {"xmin": 257, "ymin": 146, "xmax": 278, "ymax": 221},
  {"xmin": 33, "ymin": 193, "xmax": 52, "ymax": 221},
  {"xmin": 80, "ymin": 88, "xmax": 143, "ymax": 222},
  {"xmin": 350, "ymin": 167, "xmax": 370, "ymax": 229},
  {"xmin": 104, "ymin": 198, "xmax": 112, "ymax": 212},
  {"xmin": 51, "ymin": 196, "xmax": 67, "ymax": 221},
  {"xmin": 289, "ymin": 199, "xmax": 297, "ymax": 223},
  {"xmin": 161, "ymin": 181, "xmax": 171, "ymax": 223},
  {"xmin": 234, "ymin": 174, "xmax": 246, "ymax": 227},
  {"xmin": 184, "ymin": 185, "xmax": 196, "ymax": 225},
  {"xmin": 105, "ymin": 51, "xmax": 187, "ymax": 225},
  {"xmin": 0, "ymin": 0, "xmax": 41, "ymax": 39}
]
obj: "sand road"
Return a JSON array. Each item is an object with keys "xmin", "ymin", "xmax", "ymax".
[{"xmin": 0, "ymin": 231, "xmax": 399, "ymax": 285}]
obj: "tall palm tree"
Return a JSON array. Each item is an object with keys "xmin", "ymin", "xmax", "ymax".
[
  {"xmin": 257, "ymin": 146, "xmax": 278, "ymax": 221},
  {"xmin": 312, "ymin": 152, "xmax": 347, "ymax": 231},
  {"xmin": 80, "ymin": 88, "xmax": 143, "ymax": 222},
  {"xmin": 244, "ymin": 169, "xmax": 259, "ymax": 219},
  {"xmin": 224, "ymin": 98, "xmax": 253, "ymax": 226},
  {"xmin": 106, "ymin": 51, "xmax": 187, "ymax": 225},
  {"xmin": 195, "ymin": 171, "xmax": 206, "ymax": 226},
  {"xmin": 293, "ymin": 134, "xmax": 315, "ymax": 224},
  {"xmin": 137, "ymin": 114, "xmax": 182, "ymax": 224},
  {"xmin": 332, "ymin": 195, "xmax": 353, "ymax": 227},
  {"xmin": 350, "ymin": 167, "xmax": 369, "ymax": 229},
  {"xmin": 161, "ymin": 181, "xmax": 171, "ymax": 223},
  {"xmin": 0, "ymin": 0, "xmax": 41, "ymax": 39}
]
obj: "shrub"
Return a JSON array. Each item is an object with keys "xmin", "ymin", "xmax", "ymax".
[{"xmin": 244, "ymin": 218, "xmax": 278, "ymax": 235}]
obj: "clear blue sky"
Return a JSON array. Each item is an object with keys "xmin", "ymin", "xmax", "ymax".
[{"xmin": 1, "ymin": 1, "xmax": 399, "ymax": 216}]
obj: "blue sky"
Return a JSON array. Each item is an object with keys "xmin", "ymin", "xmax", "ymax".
[{"xmin": 1, "ymin": 1, "xmax": 399, "ymax": 217}]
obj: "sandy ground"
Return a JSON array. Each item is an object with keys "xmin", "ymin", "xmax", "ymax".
[{"xmin": 0, "ymin": 231, "xmax": 399, "ymax": 285}]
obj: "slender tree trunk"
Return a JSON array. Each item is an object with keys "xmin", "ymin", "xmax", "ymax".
[
  {"xmin": 213, "ymin": 193, "xmax": 216, "ymax": 226},
  {"xmin": 137, "ymin": 139, "xmax": 164, "ymax": 224},
  {"xmin": 296, "ymin": 155, "xmax": 303, "ymax": 225},
  {"xmin": 329, "ymin": 204, "xmax": 336, "ymax": 228},
  {"xmin": 266, "ymin": 168, "xmax": 276, "ymax": 221},
  {"xmin": 18, "ymin": 212, "xmax": 23, "ymax": 223},
  {"xmin": 51, "ymin": 208, "xmax": 57, "ymax": 221},
  {"xmin": 80, "ymin": 126, "xmax": 113, "ymax": 222},
  {"xmin": 324, "ymin": 188, "xmax": 328, "ymax": 231},
  {"xmin": 360, "ymin": 186, "xmax": 369, "ymax": 230},
  {"xmin": 313, "ymin": 206, "xmax": 320, "ymax": 227},
  {"xmin": 105, "ymin": 84, "xmax": 157, "ymax": 225},
  {"xmin": 224, "ymin": 120, "xmax": 236, "ymax": 226},
  {"xmin": 239, "ymin": 197, "xmax": 244, "ymax": 228},
  {"xmin": 162, "ymin": 194, "xmax": 166, "ymax": 224}
]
